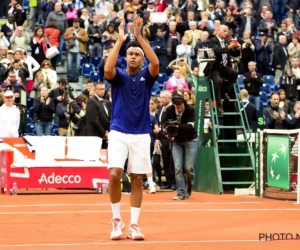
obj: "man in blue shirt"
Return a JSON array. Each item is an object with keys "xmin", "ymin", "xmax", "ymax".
[{"xmin": 104, "ymin": 16, "xmax": 159, "ymax": 241}]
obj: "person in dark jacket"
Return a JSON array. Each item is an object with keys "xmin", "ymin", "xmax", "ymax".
[
  {"xmin": 263, "ymin": 92, "xmax": 292, "ymax": 129},
  {"xmin": 33, "ymin": 86, "xmax": 55, "ymax": 136},
  {"xmin": 161, "ymin": 90, "xmax": 198, "ymax": 201},
  {"xmin": 254, "ymin": 32, "xmax": 272, "ymax": 76},
  {"xmin": 243, "ymin": 61, "xmax": 263, "ymax": 110},
  {"xmin": 152, "ymin": 27, "xmax": 168, "ymax": 73}
]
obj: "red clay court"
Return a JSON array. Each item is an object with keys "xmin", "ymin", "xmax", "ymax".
[{"xmin": 0, "ymin": 191, "xmax": 300, "ymax": 250}]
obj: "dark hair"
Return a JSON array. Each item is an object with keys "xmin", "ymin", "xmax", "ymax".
[
  {"xmin": 46, "ymin": 21, "xmax": 58, "ymax": 29},
  {"xmin": 13, "ymin": 59, "xmax": 20, "ymax": 64},
  {"xmin": 58, "ymin": 78, "xmax": 67, "ymax": 85},
  {"xmin": 172, "ymin": 97, "xmax": 184, "ymax": 105},
  {"xmin": 87, "ymin": 80, "xmax": 94, "ymax": 84},
  {"xmin": 125, "ymin": 41, "xmax": 143, "ymax": 52},
  {"xmin": 270, "ymin": 92, "xmax": 279, "ymax": 98},
  {"xmin": 33, "ymin": 27, "xmax": 44, "ymax": 37}
]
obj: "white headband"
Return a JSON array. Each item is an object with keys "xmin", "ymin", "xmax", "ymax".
[{"xmin": 126, "ymin": 47, "xmax": 144, "ymax": 57}]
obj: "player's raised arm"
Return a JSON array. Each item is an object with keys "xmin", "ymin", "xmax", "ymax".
[
  {"xmin": 134, "ymin": 16, "xmax": 159, "ymax": 77},
  {"xmin": 104, "ymin": 22, "xmax": 128, "ymax": 80}
]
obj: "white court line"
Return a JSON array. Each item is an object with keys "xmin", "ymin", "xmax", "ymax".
[
  {"xmin": 0, "ymin": 239, "xmax": 259, "ymax": 248},
  {"xmin": 203, "ymin": 202, "xmax": 262, "ymax": 204},
  {"xmin": 1, "ymin": 208, "xmax": 300, "ymax": 215},
  {"xmin": 0, "ymin": 202, "xmax": 192, "ymax": 208}
]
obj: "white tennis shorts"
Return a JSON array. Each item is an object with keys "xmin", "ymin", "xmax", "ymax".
[{"xmin": 108, "ymin": 130, "xmax": 152, "ymax": 174}]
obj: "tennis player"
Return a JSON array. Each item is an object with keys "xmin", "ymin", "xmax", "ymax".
[{"xmin": 104, "ymin": 16, "xmax": 159, "ymax": 241}]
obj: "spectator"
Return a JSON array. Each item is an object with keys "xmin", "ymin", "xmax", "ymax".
[
  {"xmin": 30, "ymin": 27, "xmax": 47, "ymax": 65},
  {"xmin": 263, "ymin": 93, "xmax": 291, "ymax": 129},
  {"xmin": 1, "ymin": 13, "xmax": 15, "ymax": 40},
  {"xmin": 255, "ymin": 32, "xmax": 272, "ymax": 76},
  {"xmin": 278, "ymin": 89, "xmax": 291, "ymax": 114},
  {"xmin": 40, "ymin": 60, "xmax": 57, "ymax": 91},
  {"xmin": 10, "ymin": 26, "xmax": 29, "ymax": 51},
  {"xmin": 273, "ymin": 35, "xmax": 288, "ymax": 84},
  {"xmin": 33, "ymin": 86, "xmax": 55, "ymax": 136},
  {"xmin": 33, "ymin": 71, "xmax": 51, "ymax": 97},
  {"xmin": 243, "ymin": 61, "xmax": 263, "ymax": 110},
  {"xmin": 43, "ymin": 22, "xmax": 61, "ymax": 70},
  {"xmin": 46, "ymin": 1, "xmax": 68, "ymax": 66},
  {"xmin": 165, "ymin": 68, "xmax": 189, "ymax": 92},
  {"xmin": 0, "ymin": 89, "xmax": 20, "ymax": 138}
]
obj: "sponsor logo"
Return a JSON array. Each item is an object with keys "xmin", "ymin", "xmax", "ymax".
[
  {"xmin": 13, "ymin": 143, "xmax": 27, "ymax": 147},
  {"xmin": 198, "ymin": 85, "xmax": 207, "ymax": 92},
  {"xmin": 38, "ymin": 173, "xmax": 82, "ymax": 184}
]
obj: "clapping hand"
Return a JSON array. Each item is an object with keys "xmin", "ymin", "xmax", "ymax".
[
  {"xmin": 133, "ymin": 15, "xmax": 143, "ymax": 39},
  {"xmin": 117, "ymin": 21, "xmax": 127, "ymax": 42}
]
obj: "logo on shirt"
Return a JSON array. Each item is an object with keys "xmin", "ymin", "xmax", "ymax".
[{"xmin": 140, "ymin": 77, "xmax": 145, "ymax": 81}]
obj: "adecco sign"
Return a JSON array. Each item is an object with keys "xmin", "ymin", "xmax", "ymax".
[{"xmin": 38, "ymin": 173, "xmax": 81, "ymax": 184}]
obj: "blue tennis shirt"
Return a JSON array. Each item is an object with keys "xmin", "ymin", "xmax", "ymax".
[{"xmin": 107, "ymin": 67, "xmax": 157, "ymax": 134}]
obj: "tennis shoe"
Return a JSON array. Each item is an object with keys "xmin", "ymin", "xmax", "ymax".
[
  {"xmin": 110, "ymin": 218, "xmax": 124, "ymax": 240},
  {"xmin": 127, "ymin": 224, "xmax": 145, "ymax": 240}
]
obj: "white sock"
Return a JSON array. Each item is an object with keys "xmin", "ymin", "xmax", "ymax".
[
  {"xmin": 111, "ymin": 202, "xmax": 121, "ymax": 219},
  {"xmin": 147, "ymin": 176, "xmax": 154, "ymax": 187},
  {"xmin": 130, "ymin": 207, "xmax": 141, "ymax": 226}
]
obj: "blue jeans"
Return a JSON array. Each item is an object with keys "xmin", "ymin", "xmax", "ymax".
[
  {"xmin": 35, "ymin": 121, "xmax": 53, "ymax": 136},
  {"xmin": 172, "ymin": 140, "xmax": 197, "ymax": 197},
  {"xmin": 67, "ymin": 51, "xmax": 81, "ymax": 81},
  {"xmin": 248, "ymin": 95, "xmax": 260, "ymax": 111},
  {"xmin": 57, "ymin": 35, "xmax": 64, "ymax": 64}
]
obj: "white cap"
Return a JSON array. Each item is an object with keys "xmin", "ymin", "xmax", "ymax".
[{"xmin": 4, "ymin": 90, "xmax": 14, "ymax": 97}]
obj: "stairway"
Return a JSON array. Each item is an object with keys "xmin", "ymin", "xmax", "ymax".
[{"xmin": 193, "ymin": 76, "xmax": 255, "ymax": 194}]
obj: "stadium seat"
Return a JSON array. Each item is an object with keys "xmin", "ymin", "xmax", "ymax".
[
  {"xmin": 260, "ymin": 83, "xmax": 271, "ymax": 96},
  {"xmin": 24, "ymin": 133, "xmax": 35, "ymax": 136},
  {"xmin": 81, "ymin": 63, "xmax": 95, "ymax": 77},
  {"xmin": 27, "ymin": 123, "xmax": 35, "ymax": 133},
  {"xmin": 28, "ymin": 107, "xmax": 35, "ymax": 120},
  {"xmin": 151, "ymin": 81, "xmax": 160, "ymax": 96},
  {"xmin": 27, "ymin": 98, "xmax": 34, "ymax": 108},
  {"xmin": 89, "ymin": 71, "xmax": 100, "ymax": 82},
  {"xmin": 157, "ymin": 73, "xmax": 167, "ymax": 84},
  {"xmin": 53, "ymin": 128, "xmax": 59, "ymax": 136},
  {"xmin": 27, "ymin": 117, "xmax": 33, "ymax": 124},
  {"xmin": 52, "ymin": 124, "xmax": 58, "ymax": 131},
  {"xmin": 163, "ymin": 81, "xmax": 167, "ymax": 90},
  {"xmin": 273, "ymin": 84, "xmax": 280, "ymax": 92},
  {"xmin": 23, "ymin": 0, "xmax": 29, "ymax": 10},
  {"xmin": 260, "ymin": 91, "xmax": 268, "ymax": 106},
  {"xmin": 42, "ymin": 133, "xmax": 56, "ymax": 136},
  {"xmin": 80, "ymin": 56, "xmax": 88, "ymax": 68},
  {"xmin": 259, "ymin": 101, "xmax": 265, "ymax": 111},
  {"xmin": 237, "ymin": 74, "xmax": 244, "ymax": 86},
  {"xmin": 90, "ymin": 56, "xmax": 102, "ymax": 68},
  {"xmin": 263, "ymin": 75, "xmax": 275, "ymax": 86}
]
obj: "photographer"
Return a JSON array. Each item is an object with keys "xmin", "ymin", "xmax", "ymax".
[
  {"xmin": 68, "ymin": 94, "xmax": 88, "ymax": 136},
  {"xmin": 161, "ymin": 90, "xmax": 198, "ymax": 200}
]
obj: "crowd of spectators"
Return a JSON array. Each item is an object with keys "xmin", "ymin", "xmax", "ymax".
[{"xmin": 0, "ymin": 0, "xmax": 299, "ymax": 141}]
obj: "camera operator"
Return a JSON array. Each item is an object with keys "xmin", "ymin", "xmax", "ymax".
[
  {"xmin": 68, "ymin": 94, "xmax": 88, "ymax": 136},
  {"xmin": 48, "ymin": 78, "xmax": 74, "ymax": 124},
  {"xmin": 33, "ymin": 86, "xmax": 55, "ymax": 136},
  {"xmin": 161, "ymin": 90, "xmax": 198, "ymax": 200}
]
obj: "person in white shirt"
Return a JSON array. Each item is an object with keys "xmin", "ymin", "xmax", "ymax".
[{"xmin": 0, "ymin": 90, "xmax": 20, "ymax": 138}]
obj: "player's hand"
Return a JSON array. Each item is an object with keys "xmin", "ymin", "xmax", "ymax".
[
  {"xmin": 117, "ymin": 22, "xmax": 126, "ymax": 42},
  {"xmin": 133, "ymin": 15, "xmax": 143, "ymax": 39}
]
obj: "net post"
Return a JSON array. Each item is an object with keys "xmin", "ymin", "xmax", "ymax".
[{"xmin": 259, "ymin": 130, "xmax": 264, "ymax": 197}]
